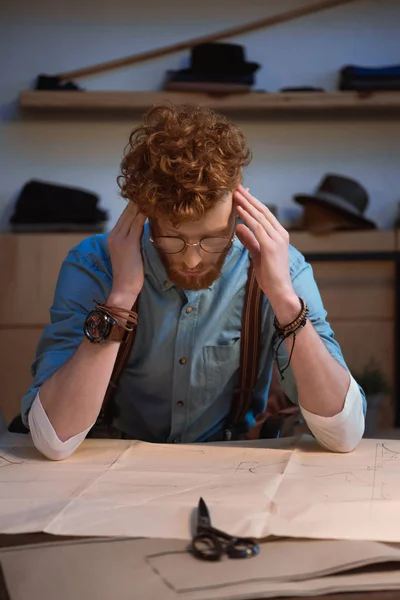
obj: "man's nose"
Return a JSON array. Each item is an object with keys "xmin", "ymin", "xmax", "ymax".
[{"xmin": 183, "ymin": 246, "xmax": 203, "ymax": 269}]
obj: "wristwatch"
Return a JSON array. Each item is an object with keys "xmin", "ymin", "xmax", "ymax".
[{"xmin": 83, "ymin": 309, "xmax": 130, "ymax": 343}]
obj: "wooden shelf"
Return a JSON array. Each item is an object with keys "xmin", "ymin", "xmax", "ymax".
[
  {"xmin": 289, "ymin": 230, "xmax": 396, "ymax": 254},
  {"xmin": 19, "ymin": 90, "xmax": 400, "ymax": 115}
]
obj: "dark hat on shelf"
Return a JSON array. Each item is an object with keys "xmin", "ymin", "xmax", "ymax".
[
  {"xmin": 294, "ymin": 174, "xmax": 376, "ymax": 229},
  {"xmin": 179, "ymin": 42, "xmax": 260, "ymax": 76}
]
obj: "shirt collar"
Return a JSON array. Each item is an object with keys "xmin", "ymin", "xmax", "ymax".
[{"xmin": 142, "ymin": 220, "xmax": 245, "ymax": 293}]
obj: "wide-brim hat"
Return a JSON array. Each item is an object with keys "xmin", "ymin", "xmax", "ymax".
[
  {"xmin": 294, "ymin": 174, "xmax": 376, "ymax": 229},
  {"xmin": 179, "ymin": 42, "xmax": 260, "ymax": 76}
]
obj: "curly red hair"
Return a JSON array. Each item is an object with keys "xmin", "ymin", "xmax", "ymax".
[{"xmin": 117, "ymin": 104, "xmax": 251, "ymax": 224}]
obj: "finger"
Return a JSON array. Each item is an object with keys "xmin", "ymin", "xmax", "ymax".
[
  {"xmin": 112, "ymin": 204, "xmax": 129, "ymax": 234},
  {"xmin": 236, "ymin": 184, "xmax": 285, "ymax": 234},
  {"xmin": 235, "ymin": 223, "xmax": 260, "ymax": 260},
  {"xmin": 127, "ymin": 211, "xmax": 146, "ymax": 238},
  {"xmin": 113, "ymin": 202, "xmax": 140, "ymax": 236},
  {"xmin": 235, "ymin": 191, "xmax": 278, "ymax": 240},
  {"xmin": 236, "ymin": 205, "xmax": 273, "ymax": 249}
]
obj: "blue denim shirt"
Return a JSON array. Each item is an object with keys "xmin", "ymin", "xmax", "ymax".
[{"xmin": 21, "ymin": 222, "xmax": 366, "ymax": 442}]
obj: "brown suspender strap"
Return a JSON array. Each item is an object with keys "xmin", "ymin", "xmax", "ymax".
[
  {"xmin": 225, "ymin": 261, "xmax": 263, "ymax": 437},
  {"xmin": 101, "ymin": 298, "xmax": 138, "ymax": 426},
  {"xmin": 100, "ymin": 261, "xmax": 263, "ymax": 436}
]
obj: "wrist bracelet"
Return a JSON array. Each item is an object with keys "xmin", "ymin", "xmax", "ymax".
[
  {"xmin": 94, "ymin": 300, "xmax": 138, "ymax": 332},
  {"xmin": 273, "ymin": 297, "xmax": 309, "ymax": 380},
  {"xmin": 273, "ymin": 297, "xmax": 309, "ymax": 338}
]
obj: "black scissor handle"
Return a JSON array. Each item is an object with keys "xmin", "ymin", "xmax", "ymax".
[
  {"xmin": 226, "ymin": 537, "xmax": 260, "ymax": 559},
  {"xmin": 191, "ymin": 532, "xmax": 224, "ymax": 561}
]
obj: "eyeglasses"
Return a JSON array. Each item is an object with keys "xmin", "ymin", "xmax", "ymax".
[{"xmin": 149, "ymin": 234, "xmax": 235, "ymax": 254}]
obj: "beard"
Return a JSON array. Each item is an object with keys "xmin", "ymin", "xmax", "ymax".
[{"xmin": 163, "ymin": 251, "xmax": 228, "ymax": 291}]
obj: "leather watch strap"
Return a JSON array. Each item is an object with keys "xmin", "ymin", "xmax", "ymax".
[{"xmin": 107, "ymin": 323, "xmax": 132, "ymax": 343}]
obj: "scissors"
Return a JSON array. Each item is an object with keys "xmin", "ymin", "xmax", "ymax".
[{"xmin": 190, "ymin": 497, "xmax": 260, "ymax": 561}]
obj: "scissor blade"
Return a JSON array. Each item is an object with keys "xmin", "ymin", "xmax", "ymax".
[{"xmin": 197, "ymin": 497, "xmax": 212, "ymax": 528}]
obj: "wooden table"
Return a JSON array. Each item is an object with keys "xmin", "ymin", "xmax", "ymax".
[{"xmin": 0, "ymin": 533, "xmax": 399, "ymax": 600}]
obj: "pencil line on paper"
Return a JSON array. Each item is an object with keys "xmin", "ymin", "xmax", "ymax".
[{"xmin": 370, "ymin": 443, "xmax": 379, "ymax": 502}]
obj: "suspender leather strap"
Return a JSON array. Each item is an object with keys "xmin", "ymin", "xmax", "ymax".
[
  {"xmin": 101, "ymin": 298, "xmax": 138, "ymax": 427},
  {"xmin": 100, "ymin": 262, "xmax": 263, "ymax": 436},
  {"xmin": 224, "ymin": 261, "xmax": 263, "ymax": 439}
]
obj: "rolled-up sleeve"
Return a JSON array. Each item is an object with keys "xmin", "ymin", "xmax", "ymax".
[
  {"xmin": 21, "ymin": 236, "xmax": 112, "ymax": 427},
  {"xmin": 28, "ymin": 391, "xmax": 92, "ymax": 460},
  {"xmin": 300, "ymin": 375, "xmax": 365, "ymax": 452}
]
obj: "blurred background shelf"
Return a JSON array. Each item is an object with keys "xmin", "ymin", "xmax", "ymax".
[{"xmin": 19, "ymin": 90, "xmax": 400, "ymax": 116}]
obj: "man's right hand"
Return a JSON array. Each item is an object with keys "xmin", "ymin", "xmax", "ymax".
[{"xmin": 107, "ymin": 202, "xmax": 147, "ymax": 309}]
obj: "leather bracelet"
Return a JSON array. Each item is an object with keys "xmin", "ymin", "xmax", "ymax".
[
  {"xmin": 272, "ymin": 297, "xmax": 309, "ymax": 380},
  {"xmin": 94, "ymin": 300, "xmax": 138, "ymax": 332},
  {"xmin": 273, "ymin": 297, "xmax": 309, "ymax": 337}
]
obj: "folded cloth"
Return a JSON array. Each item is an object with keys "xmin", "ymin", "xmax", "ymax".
[
  {"xmin": 280, "ymin": 86, "xmax": 325, "ymax": 92},
  {"xmin": 10, "ymin": 179, "xmax": 108, "ymax": 226},
  {"xmin": 342, "ymin": 64, "xmax": 400, "ymax": 78},
  {"xmin": 340, "ymin": 78, "xmax": 400, "ymax": 91},
  {"xmin": 10, "ymin": 222, "xmax": 107, "ymax": 233},
  {"xmin": 340, "ymin": 64, "xmax": 400, "ymax": 90},
  {"xmin": 35, "ymin": 74, "xmax": 83, "ymax": 91}
]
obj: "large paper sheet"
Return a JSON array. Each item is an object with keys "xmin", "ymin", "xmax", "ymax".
[
  {"xmin": 0, "ymin": 436, "xmax": 132, "ymax": 533},
  {"xmin": 268, "ymin": 436, "xmax": 400, "ymax": 542},
  {"xmin": 1, "ymin": 537, "xmax": 400, "ymax": 600},
  {"xmin": 1, "ymin": 433, "xmax": 400, "ymax": 542}
]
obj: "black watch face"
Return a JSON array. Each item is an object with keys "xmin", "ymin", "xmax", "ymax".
[{"xmin": 84, "ymin": 310, "xmax": 112, "ymax": 343}]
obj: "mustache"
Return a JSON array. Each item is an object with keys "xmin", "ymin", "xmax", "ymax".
[{"xmin": 182, "ymin": 265, "xmax": 205, "ymax": 273}]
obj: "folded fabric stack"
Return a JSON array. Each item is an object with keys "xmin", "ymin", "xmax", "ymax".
[
  {"xmin": 9, "ymin": 180, "xmax": 108, "ymax": 233},
  {"xmin": 34, "ymin": 74, "xmax": 82, "ymax": 90},
  {"xmin": 164, "ymin": 42, "xmax": 260, "ymax": 94},
  {"xmin": 339, "ymin": 64, "xmax": 400, "ymax": 91}
]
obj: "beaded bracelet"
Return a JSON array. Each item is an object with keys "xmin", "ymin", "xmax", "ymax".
[
  {"xmin": 273, "ymin": 297, "xmax": 309, "ymax": 337},
  {"xmin": 273, "ymin": 297, "xmax": 309, "ymax": 379}
]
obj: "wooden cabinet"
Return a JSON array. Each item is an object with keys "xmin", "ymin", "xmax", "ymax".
[
  {"xmin": 290, "ymin": 230, "xmax": 397, "ymax": 429},
  {"xmin": 0, "ymin": 234, "xmax": 86, "ymax": 423},
  {"xmin": 0, "ymin": 231, "xmax": 397, "ymax": 428}
]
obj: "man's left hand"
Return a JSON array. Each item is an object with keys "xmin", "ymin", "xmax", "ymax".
[{"xmin": 234, "ymin": 184, "xmax": 300, "ymax": 322}]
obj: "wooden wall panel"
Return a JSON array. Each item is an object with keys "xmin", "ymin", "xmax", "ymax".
[
  {"xmin": 331, "ymin": 321, "xmax": 394, "ymax": 380},
  {"xmin": 291, "ymin": 230, "xmax": 396, "ymax": 254},
  {"xmin": 330, "ymin": 320, "xmax": 395, "ymax": 428},
  {"xmin": 0, "ymin": 329, "xmax": 43, "ymax": 425},
  {"xmin": 0, "ymin": 234, "xmax": 86, "ymax": 326},
  {"xmin": 311, "ymin": 262, "xmax": 395, "ymax": 320}
]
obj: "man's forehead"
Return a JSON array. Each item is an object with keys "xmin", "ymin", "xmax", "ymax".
[{"xmin": 157, "ymin": 195, "xmax": 234, "ymax": 235}]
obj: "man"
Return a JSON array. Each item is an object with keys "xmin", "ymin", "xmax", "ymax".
[{"xmin": 22, "ymin": 104, "xmax": 365, "ymax": 460}]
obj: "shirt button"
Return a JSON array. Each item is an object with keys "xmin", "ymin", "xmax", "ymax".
[
  {"xmin": 171, "ymin": 438, "xmax": 181, "ymax": 443},
  {"xmin": 186, "ymin": 306, "xmax": 193, "ymax": 314},
  {"xmin": 177, "ymin": 401, "xmax": 184, "ymax": 407},
  {"xmin": 179, "ymin": 357, "xmax": 187, "ymax": 365},
  {"xmin": 163, "ymin": 280, "xmax": 169, "ymax": 287}
]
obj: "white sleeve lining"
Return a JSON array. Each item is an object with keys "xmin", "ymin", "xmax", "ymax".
[
  {"xmin": 28, "ymin": 392, "xmax": 93, "ymax": 461},
  {"xmin": 299, "ymin": 374, "xmax": 365, "ymax": 453}
]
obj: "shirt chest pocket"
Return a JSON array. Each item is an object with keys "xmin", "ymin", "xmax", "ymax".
[{"xmin": 201, "ymin": 338, "xmax": 241, "ymax": 405}]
